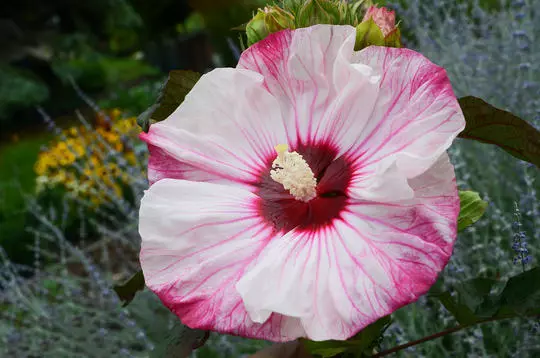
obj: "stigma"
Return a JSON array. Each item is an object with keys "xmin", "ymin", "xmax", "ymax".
[{"xmin": 270, "ymin": 144, "xmax": 317, "ymax": 202}]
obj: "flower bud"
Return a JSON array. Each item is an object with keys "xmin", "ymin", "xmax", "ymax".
[
  {"xmin": 296, "ymin": 0, "xmax": 341, "ymax": 27},
  {"xmin": 356, "ymin": 5, "xmax": 402, "ymax": 50},
  {"xmin": 362, "ymin": 5, "xmax": 396, "ymax": 37},
  {"xmin": 246, "ymin": 6, "xmax": 295, "ymax": 46}
]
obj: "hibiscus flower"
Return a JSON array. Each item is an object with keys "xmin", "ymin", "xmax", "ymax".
[{"xmin": 139, "ymin": 25, "xmax": 465, "ymax": 342}]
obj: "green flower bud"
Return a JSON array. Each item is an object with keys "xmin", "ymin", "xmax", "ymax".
[
  {"xmin": 246, "ymin": 10, "xmax": 268, "ymax": 46},
  {"xmin": 355, "ymin": 5, "xmax": 402, "ymax": 50},
  {"xmin": 384, "ymin": 28, "xmax": 402, "ymax": 48},
  {"xmin": 265, "ymin": 6, "xmax": 295, "ymax": 33},
  {"xmin": 354, "ymin": 17, "xmax": 385, "ymax": 50},
  {"xmin": 246, "ymin": 6, "xmax": 295, "ymax": 46},
  {"xmin": 296, "ymin": 0, "xmax": 341, "ymax": 27}
]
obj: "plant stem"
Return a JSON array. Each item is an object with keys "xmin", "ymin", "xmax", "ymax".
[{"xmin": 371, "ymin": 316, "xmax": 512, "ymax": 357}]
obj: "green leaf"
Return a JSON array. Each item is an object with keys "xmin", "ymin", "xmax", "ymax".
[
  {"xmin": 497, "ymin": 267, "xmax": 540, "ymax": 316},
  {"xmin": 429, "ymin": 278, "xmax": 499, "ymax": 325},
  {"xmin": 354, "ymin": 18, "xmax": 385, "ymax": 50},
  {"xmin": 150, "ymin": 320, "xmax": 208, "ymax": 358},
  {"xmin": 430, "ymin": 268, "xmax": 540, "ymax": 325},
  {"xmin": 250, "ymin": 341, "xmax": 314, "ymax": 358},
  {"xmin": 303, "ymin": 315, "xmax": 391, "ymax": 357},
  {"xmin": 139, "ymin": 70, "xmax": 201, "ymax": 132},
  {"xmin": 113, "ymin": 270, "xmax": 145, "ymax": 307},
  {"xmin": 458, "ymin": 96, "xmax": 540, "ymax": 167},
  {"xmin": 454, "ymin": 278, "xmax": 498, "ymax": 312},
  {"xmin": 432, "ymin": 291, "xmax": 478, "ymax": 325},
  {"xmin": 458, "ymin": 191, "xmax": 488, "ymax": 231},
  {"xmin": 137, "ymin": 103, "xmax": 158, "ymax": 133}
]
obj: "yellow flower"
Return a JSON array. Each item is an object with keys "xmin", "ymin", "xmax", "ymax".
[
  {"xmin": 113, "ymin": 117, "xmax": 138, "ymax": 135},
  {"xmin": 34, "ymin": 107, "xmax": 143, "ymax": 207},
  {"xmin": 58, "ymin": 150, "xmax": 76, "ymax": 166},
  {"xmin": 111, "ymin": 108, "xmax": 122, "ymax": 120},
  {"xmin": 65, "ymin": 138, "xmax": 85, "ymax": 157},
  {"xmin": 51, "ymin": 170, "xmax": 67, "ymax": 184}
]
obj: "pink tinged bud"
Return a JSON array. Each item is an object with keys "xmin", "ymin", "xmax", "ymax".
[{"xmin": 362, "ymin": 5, "xmax": 396, "ymax": 37}]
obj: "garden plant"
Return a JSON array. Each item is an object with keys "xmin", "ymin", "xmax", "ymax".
[{"xmin": 0, "ymin": 0, "xmax": 539, "ymax": 357}]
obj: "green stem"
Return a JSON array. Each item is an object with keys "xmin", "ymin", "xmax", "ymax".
[{"xmin": 371, "ymin": 316, "xmax": 513, "ymax": 357}]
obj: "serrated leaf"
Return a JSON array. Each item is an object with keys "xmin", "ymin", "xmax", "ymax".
[
  {"xmin": 354, "ymin": 18, "xmax": 385, "ymax": 50},
  {"xmin": 458, "ymin": 96, "xmax": 540, "ymax": 167},
  {"xmin": 149, "ymin": 70, "xmax": 201, "ymax": 124},
  {"xmin": 113, "ymin": 270, "xmax": 145, "ymax": 307},
  {"xmin": 303, "ymin": 316, "xmax": 391, "ymax": 357},
  {"xmin": 458, "ymin": 191, "xmax": 488, "ymax": 231}
]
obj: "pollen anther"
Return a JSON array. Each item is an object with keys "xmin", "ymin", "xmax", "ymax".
[{"xmin": 270, "ymin": 144, "xmax": 317, "ymax": 202}]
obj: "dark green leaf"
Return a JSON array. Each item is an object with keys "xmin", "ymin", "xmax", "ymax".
[
  {"xmin": 250, "ymin": 341, "xmax": 314, "ymax": 358},
  {"xmin": 497, "ymin": 267, "xmax": 540, "ymax": 316},
  {"xmin": 454, "ymin": 278, "xmax": 498, "ymax": 312},
  {"xmin": 431, "ymin": 291, "xmax": 478, "ymax": 325},
  {"xmin": 113, "ymin": 270, "xmax": 145, "ymax": 307},
  {"xmin": 142, "ymin": 70, "xmax": 201, "ymax": 132},
  {"xmin": 137, "ymin": 103, "xmax": 158, "ymax": 133},
  {"xmin": 458, "ymin": 191, "xmax": 488, "ymax": 231},
  {"xmin": 303, "ymin": 315, "xmax": 391, "ymax": 357},
  {"xmin": 458, "ymin": 96, "xmax": 540, "ymax": 167},
  {"xmin": 150, "ymin": 320, "xmax": 207, "ymax": 358},
  {"xmin": 430, "ymin": 269, "xmax": 540, "ymax": 325}
]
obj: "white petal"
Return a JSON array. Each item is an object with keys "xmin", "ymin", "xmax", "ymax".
[
  {"xmin": 139, "ymin": 179, "xmax": 306, "ymax": 341},
  {"xmin": 141, "ymin": 68, "xmax": 287, "ymax": 185},
  {"xmin": 238, "ymin": 25, "xmax": 380, "ymax": 149},
  {"xmin": 349, "ymin": 46, "xmax": 465, "ymax": 179}
]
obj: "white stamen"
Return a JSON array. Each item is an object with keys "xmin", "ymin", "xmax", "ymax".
[{"xmin": 270, "ymin": 144, "xmax": 317, "ymax": 202}]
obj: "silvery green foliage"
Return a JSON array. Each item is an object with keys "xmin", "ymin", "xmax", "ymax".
[
  {"xmin": 0, "ymin": 186, "xmax": 155, "ymax": 358},
  {"xmin": 383, "ymin": 0, "xmax": 540, "ymax": 356}
]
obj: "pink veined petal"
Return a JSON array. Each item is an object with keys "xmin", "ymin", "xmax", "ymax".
[
  {"xmin": 140, "ymin": 68, "xmax": 287, "ymax": 186},
  {"xmin": 139, "ymin": 179, "xmax": 306, "ymax": 341},
  {"xmin": 238, "ymin": 25, "xmax": 380, "ymax": 150},
  {"xmin": 145, "ymin": 144, "xmax": 225, "ymax": 186},
  {"xmin": 348, "ymin": 46, "xmax": 465, "ymax": 179},
  {"xmin": 236, "ymin": 154, "xmax": 458, "ymax": 341},
  {"xmin": 342, "ymin": 45, "xmax": 465, "ymax": 201}
]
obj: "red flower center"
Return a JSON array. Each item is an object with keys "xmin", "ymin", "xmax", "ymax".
[{"xmin": 254, "ymin": 141, "xmax": 354, "ymax": 233}]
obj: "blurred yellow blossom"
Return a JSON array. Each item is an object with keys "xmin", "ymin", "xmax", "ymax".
[{"xmin": 34, "ymin": 109, "xmax": 141, "ymax": 207}]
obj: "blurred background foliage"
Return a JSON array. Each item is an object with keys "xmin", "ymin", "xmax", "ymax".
[
  {"xmin": 0, "ymin": 0, "xmax": 266, "ymax": 267},
  {"xmin": 0, "ymin": 0, "xmax": 539, "ymax": 357}
]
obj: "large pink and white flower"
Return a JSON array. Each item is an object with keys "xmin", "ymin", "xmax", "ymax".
[{"xmin": 139, "ymin": 25, "xmax": 465, "ymax": 342}]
